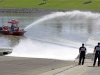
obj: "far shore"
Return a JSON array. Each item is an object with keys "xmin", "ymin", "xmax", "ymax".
[
  {"xmin": 0, "ymin": 8, "xmax": 58, "ymax": 14},
  {"xmin": 0, "ymin": 8, "xmax": 100, "ymax": 14}
]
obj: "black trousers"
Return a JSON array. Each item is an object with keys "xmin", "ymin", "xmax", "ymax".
[
  {"xmin": 79, "ymin": 54, "xmax": 85, "ymax": 65},
  {"xmin": 93, "ymin": 54, "xmax": 100, "ymax": 66}
]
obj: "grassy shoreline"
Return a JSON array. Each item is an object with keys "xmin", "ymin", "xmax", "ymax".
[
  {"xmin": 0, "ymin": 8, "xmax": 99, "ymax": 14},
  {"xmin": 0, "ymin": 0, "xmax": 100, "ymax": 11}
]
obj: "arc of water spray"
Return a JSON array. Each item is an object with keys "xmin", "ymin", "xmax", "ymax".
[
  {"xmin": 25, "ymin": 10, "xmax": 100, "ymax": 30},
  {"xmin": 25, "ymin": 12, "xmax": 67, "ymax": 30}
]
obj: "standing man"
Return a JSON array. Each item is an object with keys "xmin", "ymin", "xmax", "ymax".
[
  {"xmin": 8, "ymin": 19, "xmax": 19, "ymax": 31},
  {"xmin": 78, "ymin": 43, "xmax": 87, "ymax": 65},
  {"xmin": 93, "ymin": 43, "xmax": 100, "ymax": 67},
  {"xmin": 8, "ymin": 19, "xmax": 19, "ymax": 26}
]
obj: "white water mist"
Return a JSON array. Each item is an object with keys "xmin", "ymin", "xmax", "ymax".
[
  {"xmin": 10, "ymin": 39, "xmax": 79, "ymax": 60},
  {"xmin": 9, "ymin": 10, "xmax": 100, "ymax": 60},
  {"xmin": 25, "ymin": 10, "xmax": 100, "ymax": 29}
]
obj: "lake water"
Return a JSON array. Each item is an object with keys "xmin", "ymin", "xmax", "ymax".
[{"xmin": 1, "ymin": 10, "xmax": 100, "ymax": 60}]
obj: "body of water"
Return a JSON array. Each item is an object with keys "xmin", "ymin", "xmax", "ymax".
[{"xmin": 0, "ymin": 10, "xmax": 100, "ymax": 60}]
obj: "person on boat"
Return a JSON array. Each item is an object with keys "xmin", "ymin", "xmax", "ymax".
[
  {"xmin": 1, "ymin": 25, "xmax": 5, "ymax": 30},
  {"xmin": 78, "ymin": 43, "xmax": 87, "ymax": 65},
  {"xmin": 8, "ymin": 19, "xmax": 19, "ymax": 31},
  {"xmin": 2, "ymin": 26, "xmax": 8, "ymax": 31}
]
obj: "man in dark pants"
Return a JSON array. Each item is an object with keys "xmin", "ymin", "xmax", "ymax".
[
  {"xmin": 78, "ymin": 43, "xmax": 87, "ymax": 65},
  {"xmin": 93, "ymin": 43, "xmax": 100, "ymax": 67}
]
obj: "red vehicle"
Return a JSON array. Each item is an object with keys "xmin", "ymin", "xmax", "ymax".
[{"xmin": 0, "ymin": 21, "xmax": 26, "ymax": 36}]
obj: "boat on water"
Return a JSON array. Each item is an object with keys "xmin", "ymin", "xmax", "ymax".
[
  {"xmin": 0, "ymin": 27, "xmax": 26, "ymax": 36},
  {"xmin": 0, "ymin": 20, "xmax": 26, "ymax": 36}
]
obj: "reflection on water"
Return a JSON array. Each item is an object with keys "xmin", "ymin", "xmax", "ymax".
[
  {"xmin": 0, "ymin": 34, "xmax": 26, "ymax": 47},
  {"xmin": 25, "ymin": 11, "xmax": 100, "ymax": 48},
  {"xmin": 26, "ymin": 18, "xmax": 91, "ymax": 43},
  {"xmin": 0, "ymin": 11, "xmax": 100, "ymax": 48},
  {"xmin": 0, "ymin": 13, "xmax": 44, "ymax": 47}
]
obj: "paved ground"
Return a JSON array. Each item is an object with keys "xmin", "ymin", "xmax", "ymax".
[
  {"xmin": 38, "ymin": 53, "xmax": 100, "ymax": 75},
  {"xmin": 0, "ymin": 56, "xmax": 100, "ymax": 75},
  {"xmin": 39, "ymin": 62, "xmax": 100, "ymax": 75},
  {"xmin": 0, "ymin": 56, "xmax": 75, "ymax": 75}
]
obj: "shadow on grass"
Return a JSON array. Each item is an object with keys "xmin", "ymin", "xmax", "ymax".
[
  {"xmin": 39, "ymin": 2, "xmax": 46, "ymax": 5},
  {"xmin": 83, "ymin": 1, "xmax": 92, "ymax": 4}
]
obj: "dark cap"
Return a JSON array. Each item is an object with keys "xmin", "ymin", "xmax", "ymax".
[{"xmin": 98, "ymin": 42, "xmax": 100, "ymax": 45}]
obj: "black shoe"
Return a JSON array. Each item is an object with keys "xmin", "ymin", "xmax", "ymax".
[
  {"xmin": 82, "ymin": 63, "xmax": 84, "ymax": 65},
  {"xmin": 98, "ymin": 64, "xmax": 100, "ymax": 66},
  {"xmin": 82, "ymin": 62, "xmax": 84, "ymax": 65}
]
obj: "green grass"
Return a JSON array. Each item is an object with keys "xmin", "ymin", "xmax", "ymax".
[{"xmin": 0, "ymin": 0, "xmax": 100, "ymax": 11}]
